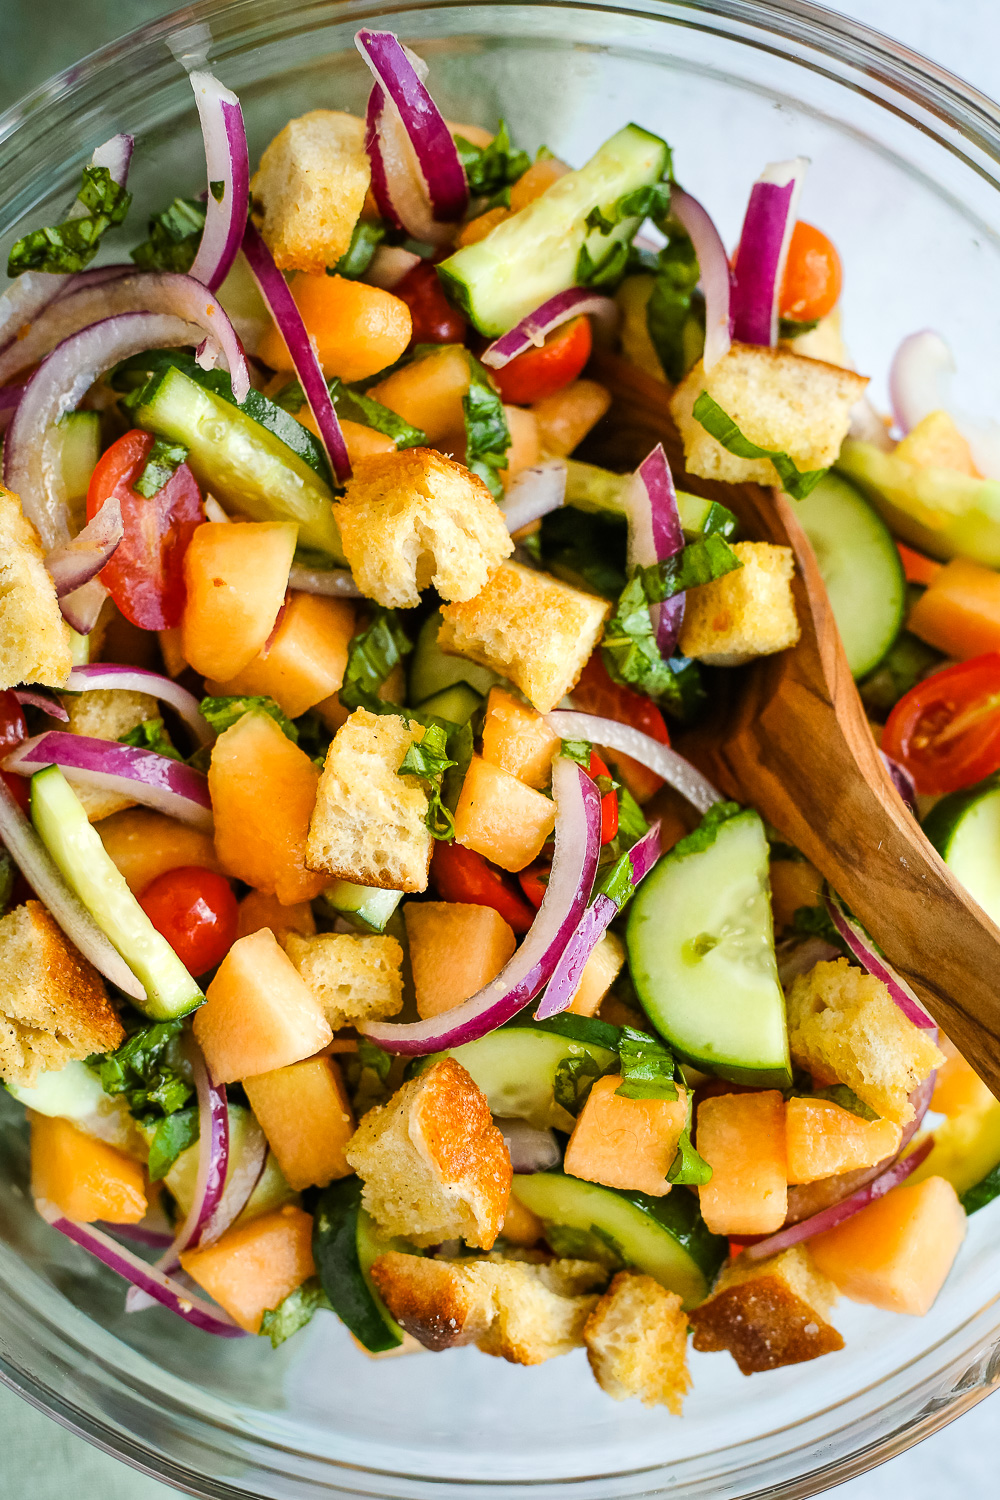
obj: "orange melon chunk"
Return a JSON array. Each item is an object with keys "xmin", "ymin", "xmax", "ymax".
[
  {"xmin": 567, "ymin": 931, "xmax": 625, "ymax": 1017},
  {"xmin": 98, "ymin": 807, "xmax": 222, "ymax": 893},
  {"xmin": 404, "ymin": 901, "xmax": 516, "ymax": 1020},
  {"xmin": 192, "ymin": 928, "xmax": 332, "ymax": 1083},
  {"xmin": 30, "ymin": 1113, "xmax": 147, "ymax": 1224},
  {"xmin": 932, "ymin": 1034, "xmax": 995, "ymax": 1117},
  {"xmin": 243, "ymin": 1056, "xmax": 355, "ymax": 1190},
  {"xmin": 206, "ymin": 591, "xmax": 356, "ymax": 720},
  {"xmin": 298, "ymin": 410, "xmax": 396, "ymax": 463},
  {"xmin": 236, "ymin": 888, "xmax": 316, "ymax": 946},
  {"xmin": 481, "ymin": 688, "xmax": 559, "ymax": 790},
  {"xmin": 367, "ymin": 345, "xmax": 471, "ymax": 448},
  {"xmin": 808, "ymin": 1175, "xmax": 966, "ymax": 1315},
  {"xmin": 768, "ymin": 859, "xmax": 823, "ymax": 932},
  {"xmin": 697, "ymin": 1091, "xmax": 787, "ymax": 1235},
  {"xmin": 181, "ymin": 520, "xmax": 297, "ymax": 681},
  {"xmin": 453, "ymin": 755, "xmax": 556, "ymax": 872},
  {"xmin": 563, "ymin": 1075, "xmax": 688, "ymax": 1197},
  {"xmin": 785, "ymin": 1097, "xmax": 902, "ymax": 1184},
  {"xmin": 180, "ymin": 1204, "xmax": 316, "ymax": 1333}
]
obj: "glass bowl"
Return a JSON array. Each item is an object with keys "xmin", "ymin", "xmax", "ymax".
[{"xmin": 2, "ymin": 1, "xmax": 1000, "ymax": 1495}]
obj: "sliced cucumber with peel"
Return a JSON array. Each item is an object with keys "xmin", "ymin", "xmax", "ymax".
[
  {"xmin": 408, "ymin": 610, "xmax": 503, "ymax": 704},
  {"xmin": 563, "ymin": 459, "xmax": 737, "ymax": 539},
  {"xmin": 313, "ymin": 1176, "xmax": 408, "ymax": 1352},
  {"xmin": 320, "ymin": 881, "xmax": 402, "ymax": 934},
  {"xmin": 414, "ymin": 682, "xmax": 484, "ymax": 725},
  {"xmin": 924, "ymin": 775, "xmax": 1000, "ymax": 926}
]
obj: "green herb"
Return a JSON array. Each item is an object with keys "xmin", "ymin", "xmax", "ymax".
[
  {"xmin": 645, "ymin": 229, "xmax": 703, "ymax": 383},
  {"xmin": 544, "ymin": 1221, "xmax": 623, "ymax": 1271},
  {"xmin": 790, "ymin": 903, "xmax": 844, "ymax": 951},
  {"xmin": 118, "ymin": 718, "xmax": 182, "ymax": 761},
  {"xmin": 692, "ymin": 391, "xmax": 828, "ymax": 500},
  {"xmin": 807, "ymin": 1084, "xmax": 879, "ymax": 1122},
  {"xmin": 553, "ymin": 1054, "xmax": 603, "ymax": 1116},
  {"xmin": 539, "ymin": 507, "xmax": 627, "ymax": 599},
  {"xmin": 667, "ymin": 1099, "xmax": 713, "ymax": 1186},
  {"xmin": 670, "ymin": 801, "xmax": 743, "ymax": 861},
  {"xmin": 455, "ymin": 120, "xmax": 531, "ymax": 195},
  {"xmin": 259, "ymin": 1276, "xmax": 334, "ymax": 1348},
  {"xmin": 585, "ymin": 180, "xmax": 672, "ymax": 238},
  {"xmin": 132, "ymin": 438, "xmax": 188, "ymax": 498},
  {"xmin": 617, "ymin": 786, "xmax": 649, "ymax": 847},
  {"xmin": 0, "ymin": 849, "xmax": 15, "ymax": 918},
  {"xmin": 146, "ymin": 1105, "xmax": 199, "ymax": 1181},
  {"xmin": 463, "ymin": 358, "xmax": 511, "ymax": 499},
  {"xmin": 130, "ymin": 197, "xmax": 206, "ymax": 274},
  {"xmin": 961, "ymin": 1162, "xmax": 1000, "ymax": 1215},
  {"xmin": 601, "ymin": 573, "xmax": 707, "ymax": 715},
  {"xmin": 635, "ymin": 534, "xmax": 743, "ymax": 604},
  {"xmin": 339, "ymin": 609, "xmax": 412, "ymax": 714},
  {"xmin": 209, "ymin": 180, "xmax": 225, "ymax": 203},
  {"xmin": 200, "ymin": 695, "xmax": 299, "ymax": 744},
  {"xmin": 560, "ymin": 739, "xmax": 593, "ymax": 768},
  {"xmin": 592, "ymin": 849, "xmax": 636, "ymax": 910},
  {"xmin": 576, "ymin": 238, "xmax": 631, "ymax": 290},
  {"xmin": 346, "ymin": 1038, "xmax": 395, "ymax": 1117},
  {"xmin": 293, "ymin": 709, "xmax": 333, "ymax": 769},
  {"xmin": 441, "ymin": 719, "xmax": 474, "ymax": 826},
  {"xmin": 616, "ymin": 1026, "xmax": 678, "ymax": 1101},
  {"xmin": 90, "ymin": 1018, "xmax": 193, "ymax": 1121},
  {"xmin": 779, "ymin": 317, "xmax": 820, "ymax": 340},
  {"xmin": 859, "ymin": 630, "xmax": 942, "ymax": 719},
  {"xmin": 398, "ymin": 722, "xmax": 459, "ymax": 839},
  {"xmin": 8, "ymin": 166, "xmax": 132, "ymax": 277},
  {"xmin": 329, "ymin": 379, "xmax": 425, "ymax": 449}
]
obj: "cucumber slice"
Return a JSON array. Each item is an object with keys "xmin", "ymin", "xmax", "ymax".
[
  {"xmin": 439, "ymin": 124, "xmax": 670, "ymax": 336},
  {"xmin": 925, "ymin": 775, "xmax": 1000, "ymax": 925},
  {"xmin": 627, "ymin": 807, "xmax": 791, "ymax": 1087},
  {"xmin": 51, "ymin": 410, "xmax": 101, "ymax": 527},
  {"xmin": 320, "ymin": 880, "xmax": 403, "ymax": 934},
  {"xmin": 795, "ymin": 472, "xmax": 905, "ymax": 678},
  {"xmin": 511, "ymin": 1171, "xmax": 725, "ymax": 1308},
  {"xmin": 563, "ymin": 459, "xmax": 737, "ymax": 539},
  {"xmin": 313, "ymin": 1176, "xmax": 407, "ymax": 1352},
  {"xmin": 414, "ymin": 682, "xmax": 484, "ymax": 725},
  {"xmin": 408, "ymin": 610, "xmax": 502, "ymax": 703},
  {"xmin": 30, "ymin": 766, "xmax": 203, "ymax": 1020},
  {"xmin": 5, "ymin": 1058, "xmax": 110, "ymax": 1118},
  {"xmin": 133, "ymin": 364, "xmax": 345, "ymax": 560}
]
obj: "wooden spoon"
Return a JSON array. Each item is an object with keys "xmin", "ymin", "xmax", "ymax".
[{"xmin": 588, "ymin": 351, "xmax": 1000, "ymax": 1097}]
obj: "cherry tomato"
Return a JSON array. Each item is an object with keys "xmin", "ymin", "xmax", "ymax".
[
  {"xmin": 570, "ymin": 653, "xmax": 671, "ymax": 803},
  {"xmin": 393, "ymin": 261, "xmax": 467, "ymax": 346},
  {"xmin": 518, "ymin": 861, "xmax": 549, "ymax": 910},
  {"xmin": 492, "ymin": 317, "xmax": 592, "ymax": 406},
  {"xmin": 882, "ymin": 652, "xmax": 1000, "ymax": 795},
  {"xmin": 138, "ymin": 865, "xmax": 238, "ymax": 976},
  {"xmin": 586, "ymin": 750, "xmax": 619, "ymax": 844},
  {"xmin": 0, "ymin": 690, "xmax": 29, "ymax": 815},
  {"xmin": 430, "ymin": 840, "xmax": 534, "ymax": 934},
  {"xmin": 779, "ymin": 221, "xmax": 842, "ymax": 324},
  {"xmin": 86, "ymin": 429, "xmax": 205, "ymax": 631}
]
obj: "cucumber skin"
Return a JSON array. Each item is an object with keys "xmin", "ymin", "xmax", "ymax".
[
  {"xmin": 313, "ymin": 1178, "xmax": 404, "ymax": 1353},
  {"xmin": 923, "ymin": 773, "xmax": 1000, "ymax": 860}
]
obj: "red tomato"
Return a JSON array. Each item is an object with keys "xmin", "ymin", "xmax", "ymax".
[
  {"xmin": 393, "ymin": 261, "xmax": 467, "ymax": 346},
  {"xmin": 518, "ymin": 861, "xmax": 549, "ymax": 910},
  {"xmin": 138, "ymin": 866, "xmax": 238, "ymax": 976},
  {"xmin": 570, "ymin": 653, "xmax": 671, "ymax": 803},
  {"xmin": 430, "ymin": 840, "xmax": 534, "ymax": 934},
  {"xmin": 882, "ymin": 653, "xmax": 1000, "ymax": 795},
  {"xmin": 779, "ymin": 222, "xmax": 842, "ymax": 324},
  {"xmin": 86, "ymin": 429, "xmax": 205, "ymax": 631},
  {"xmin": 492, "ymin": 316, "xmax": 592, "ymax": 405},
  {"xmin": 0, "ymin": 690, "xmax": 29, "ymax": 815},
  {"xmin": 587, "ymin": 750, "xmax": 619, "ymax": 844}
]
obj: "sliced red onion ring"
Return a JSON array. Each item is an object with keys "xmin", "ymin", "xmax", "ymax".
[
  {"xmin": 13, "ymin": 690, "xmax": 69, "ymax": 721},
  {"xmin": 67, "ymin": 663, "xmax": 213, "ymax": 747},
  {"xmin": 87, "ymin": 133, "xmax": 134, "ymax": 193},
  {"xmin": 240, "ymin": 221, "xmax": 350, "ymax": 483},
  {"xmin": 775, "ymin": 935, "xmax": 839, "ymax": 987},
  {"xmin": 536, "ymin": 821, "xmax": 662, "ymax": 1020},
  {"xmin": 546, "ymin": 710, "xmax": 721, "ymax": 815},
  {"xmin": 623, "ymin": 443, "xmax": 685, "ymax": 656},
  {"xmin": 880, "ymin": 751, "xmax": 918, "ymax": 815},
  {"xmin": 45, "ymin": 497, "xmax": 123, "ymax": 598},
  {"xmin": 3, "ymin": 732, "xmax": 212, "ymax": 830},
  {"xmin": 825, "ymin": 890, "xmax": 936, "ymax": 1029},
  {"xmin": 362, "ymin": 758, "xmax": 601, "ymax": 1054},
  {"xmin": 0, "ymin": 771, "xmax": 145, "ymax": 1000},
  {"xmin": 499, "ymin": 462, "xmax": 567, "ymax": 534},
  {"xmin": 889, "ymin": 329, "xmax": 953, "ymax": 435},
  {"xmin": 99, "ymin": 1221, "xmax": 175, "ymax": 1249},
  {"xmin": 187, "ymin": 71, "xmax": 250, "ymax": 292},
  {"xmin": 482, "ymin": 289, "xmax": 617, "ymax": 370},
  {"xmin": 200, "ymin": 1116, "xmax": 268, "ymax": 1247},
  {"xmin": 286, "ymin": 565, "xmax": 362, "ymax": 598},
  {"xmin": 670, "ymin": 187, "xmax": 732, "ymax": 373},
  {"xmin": 848, "ymin": 395, "xmax": 893, "ymax": 451},
  {"xmin": 60, "ymin": 578, "xmax": 109, "ymax": 635},
  {"xmin": 0, "ymin": 380, "xmax": 24, "ymax": 432},
  {"xmin": 498, "ymin": 1117, "xmax": 561, "ymax": 1174},
  {"xmin": 356, "ymin": 30, "xmax": 468, "ymax": 242},
  {"xmin": 731, "ymin": 158, "xmax": 808, "ymax": 348},
  {"xmin": 364, "ymin": 245, "xmax": 422, "ymax": 290}
]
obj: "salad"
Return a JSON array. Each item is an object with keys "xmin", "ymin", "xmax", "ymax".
[{"xmin": 0, "ymin": 27, "xmax": 997, "ymax": 1414}]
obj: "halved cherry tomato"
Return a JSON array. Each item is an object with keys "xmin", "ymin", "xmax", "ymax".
[
  {"xmin": 393, "ymin": 261, "xmax": 467, "ymax": 346},
  {"xmin": 570, "ymin": 653, "xmax": 671, "ymax": 803},
  {"xmin": 587, "ymin": 750, "xmax": 619, "ymax": 844},
  {"xmin": 492, "ymin": 316, "xmax": 592, "ymax": 406},
  {"xmin": 138, "ymin": 865, "xmax": 238, "ymax": 976},
  {"xmin": 86, "ymin": 429, "xmax": 205, "ymax": 631},
  {"xmin": 430, "ymin": 840, "xmax": 534, "ymax": 934},
  {"xmin": 882, "ymin": 652, "xmax": 1000, "ymax": 795},
  {"xmin": 779, "ymin": 221, "xmax": 842, "ymax": 324},
  {"xmin": 0, "ymin": 690, "xmax": 29, "ymax": 814},
  {"xmin": 518, "ymin": 861, "xmax": 549, "ymax": 910}
]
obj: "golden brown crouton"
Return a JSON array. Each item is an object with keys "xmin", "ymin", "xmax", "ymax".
[
  {"xmin": 670, "ymin": 343, "xmax": 868, "ymax": 486},
  {"xmin": 306, "ymin": 708, "xmax": 432, "ymax": 893},
  {"xmin": 786, "ymin": 958, "xmax": 944, "ymax": 1126},
  {"xmin": 438, "ymin": 561, "xmax": 611, "ymax": 713},
  {"xmin": 678, "ymin": 541, "xmax": 800, "ymax": 668},
  {"xmin": 564, "ymin": 1075, "xmax": 688, "ymax": 1197},
  {"xmin": 478, "ymin": 1256, "xmax": 605, "ymax": 1365},
  {"xmin": 689, "ymin": 1245, "xmax": 843, "ymax": 1375},
  {"xmin": 0, "ymin": 488, "xmax": 72, "ymax": 690},
  {"xmin": 345, "ymin": 1058, "xmax": 512, "ymax": 1248},
  {"xmin": 0, "ymin": 901, "xmax": 124, "ymax": 1087},
  {"xmin": 284, "ymin": 931, "xmax": 403, "ymax": 1030},
  {"xmin": 250, "ymin": 110, "xmax": 371, "ymax": 274},
  {"xmin": 584, "ymin": 1272, "xmax": 691, "ymax": 1412},
  {"xmin": 63, "ymin": 687, "xmax": 162, "ymax": 822},
  {"xmin": 336, "ymin": 449, "xmax": 513, "ymax": 609}
]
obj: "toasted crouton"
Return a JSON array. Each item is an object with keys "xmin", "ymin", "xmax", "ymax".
[
  {"xmin": 689, "ymin": 1245, "xmax": 843, "ymax": 1375},
  {"xmin": 250, "ymin": 110, "xmax": 371, "ymax": 274},
  {"xmin": 336, "ymin": 449, "xmax": 513, "ymax": 609},
  {"xmin": 438, "ymin": 561, "xmax": 611, "ymax": 713},
  {"xmin": 670, "ymin": 343, "xmax": 868, "ymax": 485},
  {"xmin": 0, "ymin": 901, "xmax": 124, "ymax": 1087},
  {"xmin": 786, "ymin": 958, "xmax": 944, "ymax": 1126},
  {"xmin": 678, "ymin": 541, "xmax": 800, "ymax": 668},
  {"xmin": 0, "ymin": 488, "xmax": 72, "ymax": 690},
  {"xmin": 306, "ymin": 708, "xmax": 432, "ymax": 893},
  {"xmin": 345, "ymin": 1058, "xmax": 511, "ymax": 1249},
  {"xmin": 284, "ymin": 931, "xmax": 403, "ymax": 1029},
  {"xmin": 478, "ymin": 1256, "xmax": 605, "ymax": 1364},
  {"xmin": 584, "ymin": 1272, "xmax": 691, "ymax": 1412},
  {"xmin": 63, "ymin": 687, "xmax": 162, "ymax": 821}
]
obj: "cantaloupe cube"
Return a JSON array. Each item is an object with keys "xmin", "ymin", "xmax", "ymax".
[
  {"xmin": 236, "ymin": 888, "xmax": 316, "ymax": 945},
  {"xmin": 932, "ymin": 1035, "xmax": 995, "ymax": 1117},
  {"xmin": 567, "ymin": 932, "xmax": 626, "ymax": 1017},
  {"xmin": 501, "ymin": 1194, "xmax": 544, "ymax": 1247},
  {"xmin": 500, "ymin": 407, "xmax": 542, "ymax": 492},
  {"xmin": 158, "ymin": 626, "xmax": 187, "ymax": 678},
  {"xmin": 785, "ymin": 1097, "xmax": 902, "ymax": 1184},
  {"xmin": 97, "ymin": 807, "xmax": 222, "ymax": 893},
  {"xmin": 209, "ymin": 711, "xmax": 327, "ymax": 905},
  {"xmin": 367, "ymin": 345, "xmax": 471, "ymax": 447},
  {"xmin": 453, "ymin": 755, "xmax": 556, "ymax": 873},
  {"xmin": 697, "ymin": 1091, "xmax": 787, "ymax": 1235},
  {"xmin": 297, "ymin": 410, "xmax": 396, "ymax": 463},
  {"xmin": 564, "ymin": 1075, "xmax": 688, "ymax": 1197},
  {"xmin": 181, "ymin": 520, "xmax": 298, "ymax": 681},
  {"xmin": 205, "ymin": 592, "xmax": 356, "ymax": 719},
  {"xmin": 243, "ymin": 1056, "xmax": 354, "ymax": 1190},
  {"xmin": 192, "ymin": 928, "xmax": 332, "ymax": 1083},
  {"xmin": 809, "ymin": 1175, "xmax": 966, "ymax": 1315},
  {"xmin": 768, "ymin": 859, "xmax": 823, "ymax": 932},
  {"xmin": 30, "ymin": 1112, "xmax": 147, "ymax": 1224},
  {"xmin": 481, "ymin": 688, "xmax": 560, "ymax": 790},
  {"xmin": 893, "ymin": 410, "xmax": 980, "ymax": 476},
  {"xmin": 404, "ymin": 901, "xmax": 516, "ymax": 1019},
  {"xmin": 179, "ymin": 1204, "xmax": 316, "ymax": 1333}
]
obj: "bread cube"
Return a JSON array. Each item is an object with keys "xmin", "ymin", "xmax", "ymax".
[
  {"xmin": 453, "ymin": 755, "xmax": 556, "ymax": 872},
  {"xmin": 689, "ymin": 1245, "xmax": 843, "ymax": 1374},
  {"xmin": 678, "ymin": 541, "xmax": 800, "ymax": 668},
  {"xmin": 478, "ymin": 1256, "xmax": 605, "ymax": 1365},
  {"xmin": 696, "ymin": 1090, "xmax": 787, "ymax": 1235},
  {"xmin": 0, "ymin": 487, "xmax": 72, "ymax": 689},
  {"xmin": 584, "ymin": 1271, "xmax": 691, "ymax": 1412},
  {"xmin": 480, "ymin": 687, "xmax": 559, "ymax": 789},
  {"xmin": 439, "ymin": 561, "xmax": 610, "ymax": 713},
  {"xmin": 336, "ymin": 448, "xmax": 513, "ymax": 609},
  {"xmin": 564, "ymin": 1075, "xmax": 688, "ymax": 1197},
  {"xmin": 64, "ymin": 686, "xmax": 161, "ymax": 821},
  {"xmin": 567, "ymin": 931, "xmax": 625, "ymax": 1017},
  {"xmin": 284, "ymin": 931, "xmax": 403, "ymax": 1029},
  {"xmin": 404, "ymin": 902, "xmax": 515, "ymax": 1020},
  {"xmin": 243, "ymin": 1055, "xmax": 355, "ymax": 1190},
  {"xmin": 250, "ymin": 110, "xmax": 371, "ymax": 274}
]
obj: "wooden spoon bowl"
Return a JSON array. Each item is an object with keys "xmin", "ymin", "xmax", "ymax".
[{"xmin": 588, "ymin": 352, "xmax": 1000, "ymax": 1097}]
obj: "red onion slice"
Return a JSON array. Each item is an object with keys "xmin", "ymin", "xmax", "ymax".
[
  {"xmin": 731, "ymin": 158, "xmax": 808, "ymax": 347},
  {"xmin": 364, "ymin": 245, "xmax": 422, "ymax": 289},
  {"xmin": 240, "ymin": 221, "xmax": 351, "ymax": 483},
  {"xmin": 100, "ymin": 1221, "xmax": 175, "ymax": 1250},
  {"xmin": 187, "ymin": 71, "xmax": 250, "ymax": 292},
  {"xmin": 362, "ymin": 758, "xmax": 601, "ymax": 1054},
  {"xmin": 670, "ymin": 187, "xmax": 732, "ymax": 373},
  {"xmin": 3, "ymin": 732, "xmax": 212, "ymax": 830},
  {"xmin": 0, "ymin": 380, "xmax": 24, "ymax": 432},
  {"xmin": 880, "ymin": 751, "xmax": 918, "ymax": 815},
  {"xmin": 546, "ymin": 710, "xmax": 722, "ymax": 815},
  {"xmin": 498, "ymin": 1118, "xmax": 561, "ymax": 1174},
  {"xmin": 200, "ymin": 1117, "xmax": 268, "ymax": 1247},
  {"xmin": 87, "ymin": 133, "xmax": 134, "ymax": 193},
  {"xmin": 13, "ymin": 690, "xmax": 69, "ymax": 720},
  {"xmin": 825, "ymin": 890, "xmax": 936, "ymax": 1030},
  {"xmin": 45, "ymin": 497, "xmax": 123, "ymax": 598},
  {"xmin": 286, "ymin": 565, "xmax": 362, "ymax": 598},
  {"xmin": 623, "ymin": 443, "xmax": 686, "ymax": 657},
  {"xmin": 481, "ymin": 289, "xmax": 617, "ymax": 370},
  {"xmin": 60, "ymin": 578, "xmax": 109, "ymax": 635},
  {"xmin": 499, "ymin": 462, "xmax": 567, "ymax": 534},
  {"xmin": 66, "ymin": 663, "xmax": 213, "ymax": 747}
]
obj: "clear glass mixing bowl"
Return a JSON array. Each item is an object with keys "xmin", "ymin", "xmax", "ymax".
[{"xmin": 2, "ymin": 1, "xmax": 1000, "ymax": 1494}]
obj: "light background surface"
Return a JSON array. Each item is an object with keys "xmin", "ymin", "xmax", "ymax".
[{"xmin": 0, "ymin": 0, "xmax": 997, "ymax": 1496}]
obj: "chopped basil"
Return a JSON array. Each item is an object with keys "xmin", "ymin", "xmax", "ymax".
[
  {"xmin": 617, "ymin": 786, "xmax": 649, "ymax": 847},
  {"xmin": 118, "ymin": 717, "xmax": 182, "ymax": 761},
  {"xmin": 645, "ymin": 227, "xmax": 703, "ymax": 384},
  {"xmin": 615, "ymin": 1026, "xmax": 678, "ymax": 1102},
  {"xmin": 259, "ymin": 1277, "xmax": 333, "ymax": 1348},
  {"xmin": 576, "ymin": 238, "xmax": 631, "ymax": 290},
  {"xmin": 585, "ymin": 179, "xmax": 672, "ymax": 237},
  {"xmin": 130, "ymin": 197, "xmax": 206, "ymax": 274},
  {"xmin": 669, "ymin": 801, "xmax": 743, "ymax": 861},
  {"xmin": 790, "ymin": 902, "xmax": 845, "ymax": 952},
  {"xmin": 398, "ymin": 722, "xmax": 460, "ymax": 839},
  {"xmin": 146, "ymin": 1105, "xmax": 199, "ymax": 1181},
  {"xmin": 601, "ymin": 573, "xmax": 704, "ymax": 714},
  {"xmin": 667, "ymin": 1098, "xmax": 713, "ymax": 1186},
  {"xmin": 200, "ymin": 695, "xmax": 299, "ymax": 744},
  {"xmin": 463, "ymin": 357, "xmax": 511, "ymax": 499},
  {"xmin": 327, "ymin": 379, "xmax": 425, "ymax": 450},
  {"xmin": 553, "ymin": 1053, "xmax": 604, "ymax": 1115},
  {"xmin": 635, "ymin": 534, "xmax": 742, "ymax": 603},
  {"xmin": 8, "ymin": 165, "xmax": 132, "ymax": 277},
  {"xmin": 539, "ymin": 506, "xmax": 627, "ymax": 600},
  {"xmin": 330, "ymin": 219, "xmax": 386, "ymax": 279},
  {"xmin": 0, "ymin": 850, "xmax": 14, "ymax": 918},
  {"xmin": 133, "ymin": 437, "xmax": 188, "ymax": 498},
  {"xmin": 454, "ymin": 120, "xmax": 531, "ymax": 195},
  {"xmin": 559, "ymin": 739, "xmax": 593, "ymax": 768},
  {"xmin": 807, "ymin": 1084, "xmax": 880, "ymax": 1123},
  {"xmin": 90, "ymin": 1018, "xmax": 193, "ymax": 1121},
  {"xmin": 593, "ymin": 849, "xmax": 636, "ymax": 911},
  {"xmin": 693, "ymin": 391, "xmax": 828, "ymax": 499},
  {"xmin": 544, "ymin": 1221, "xmax": 624, "ymax": 1271},
  {"xmin": 339, "ymin": 609, "xmax": 412, "ymax": 715},
  {"xmin": 779, "ymin": 317, "xmax": 820, "ymax": 340}
]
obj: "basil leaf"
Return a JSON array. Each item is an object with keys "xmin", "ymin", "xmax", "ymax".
[
  {"xmin": 592, "ymin": 849, "xmax": 635, "ymax": 911},
  {"xmin": 339, "ymin": 609, "xmax": 412, "ymax": 714},
  {"xmin": 346, "ymin": 1038, "xmax": 395, "ymax": 1116},
  {"xmin": 667, "ymin": 1119, "xmax": 713, "ymax": 1185},
  {"xmin": 962, "ymin": 1162, "xmax": 1000, "ymax": 1215},
  {"xmin": 118, "ymin": 717, "xmax": 182, "ymax": 762},
  {"xmin": 585, "ymin": 180, "xmax": 672, "ymax": 238},
  {"xmin": 327, "ymin": 379, "xmax": 425, "ymax": 450},
  {"xmin": 0, "ymin": 849, "xmax": 15, "ymax": 918},
  {"xmin": 790, "ymin": 902, "xmax": 845, "ymax": 952},
  {"xmin": 615, "ymin": 1026, "xmax": 678, "ymax": 1102},
  {"xmin": 90, "ymin": 1018, "xmax": 193, "ymax": 1121},
  {"xmin": 539, "ymin": 506, "xmax": 627, "ymax": 600},
  {"xmin": 209, "ymin": 180, "xmax": 225, "ymax": 203},
  {"xmin": 644, "ymin": 228, "xmax": 703, "ymax": 384},
  {"xmin": 601, "ymin": 574, "xmax": 705, "ymax": 716},
  {"xmin": 692, "ymin": 391, "xmax": 828, "ymax": 500},
  {"xmin": 779, "ymin": 317, "xmax": 820, "ymax": 340},
  {"xmin": 146, "ymin": 1106, "xmax": 199, "ymax": 1181},
  {"xmin": 9, "ymin": 165, "xmax": 132, "ymax": 277},
  {"xmin": 617, "ymin": 786, "xmax": 649, "ymax": 848},
  {"xmin": 807, "ymin": 1084, "xmax": 880, "ymax": 1123},
  {"xmin": 357, "ymin": 1038, "xmax": 392, "ymax": 1083},
  {"xmin": 132, "ymin": 437, "xmax": 188, "ymax": 498},
  {"xmin": 200, "ymin": 695, "xmax": 299, "ymax": 744},
  {"xmin": 130, "ymin": 197, "xmax": 206, "ymax": 274},
  {"xmin": 330, "ymin": 219, "xmax": 385, "ymax": 278},
  {"xmin": 576, "ymin": 237, "xmax": 631, "ymax": 290},
  {"xmin": 455, "ymin": 120, "xmax": 531, "ymax": 195},
  {"xmin": 544, "ymin": 1221, "xmax": 624, "ymax": 1271},
  {"xmin": 553, "ymin": 1054, "xmax": 603, "ymax": 1116},
  {"xmin": 636, "ymin": 534, "xmax": 743, "ymax": 604},
  {"xmin": 559, "ymin": 739, "xmax": 593, "ymax": 768},
  {"xmin": 463, "ymin": 358, "xmax": 511, "ymax": 499},
  {"xmin": 670, "ymin": 801, "xmax": 743, "ymax": 860},
  {"xmin": 398, "ymin": 722, "xmax": 459, "ymax": 840},
  {"xmin": 259, "ymin": 1276, "xmax": 333, "ymax": 1348}
]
